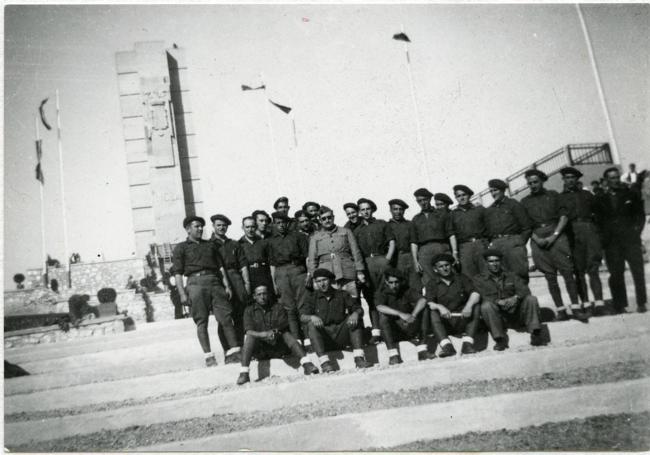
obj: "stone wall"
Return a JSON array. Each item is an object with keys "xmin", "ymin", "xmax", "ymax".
[{"xmin": 70, "ymin": 258, "xmax": 146, "ymax": 294}]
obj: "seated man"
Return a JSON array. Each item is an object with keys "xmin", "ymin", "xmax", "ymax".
[
  {"xmin": 425, "ymin": 254, "xmax": 481, "ymax": 357},
  {"xmin": 237, "ymin": 285, "xmax": 318, "ymax": 385},
  {"xmin": 376, "ymin": 268, "xmax": 436, "ymax": 364},
  {"xmin": 300, "ymin": 268, "xmax": 372, "ymax": 372},
  {"xmin": 473, "ymin": 249, "xmax": 547, "ymax": 351}
]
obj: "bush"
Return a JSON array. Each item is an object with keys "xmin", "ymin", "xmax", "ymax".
[{"xmin": 97, "ymin": 287, "xmax": 117, "ymax": 304}]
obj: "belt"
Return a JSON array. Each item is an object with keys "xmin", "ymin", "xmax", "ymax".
[
  {"xmin": 249, "ymin": 262, "xmax": 268, "ymax": 268},
  {"xmin": 187, "ymin": 270, "xmax": 217, "ymax": 277},
  {"xmin": 459, "ymin": 237, "xmax": 486, "ymax": 244},
  {"xmin": 534, "ymin": 223, "xmax": 553, "ymax": 229},
  {"xmin": 491, "ymin": 234, "xmax": 518, "ymax": 239},
  {"xmin": 277, "ymin": 259, "xmax": 305, "ymax": 267}
]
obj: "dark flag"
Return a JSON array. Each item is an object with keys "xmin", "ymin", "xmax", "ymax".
[
  {"xmin": 268, "ymin": 100, "xmax": 292, "ymax": 114},
  {"xmin": 241, "ymin": 84, "xmax": 266, "ymax": 91},
  {"xmin": 35, "ymin": 139, "xmax": 44, "ymax": 184},
  {"xmin": 393, "ymin": 32, "xmax": 411, "ymax": 43},
  {"xmin": 39, "ymin": 98, "xmax": 52, "ymax": 130}
]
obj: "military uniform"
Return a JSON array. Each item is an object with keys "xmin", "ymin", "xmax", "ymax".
[
  {"xmin": 241, "ymin": 300, "xmax": 304, "ymax": 361},
  {"xmin": 452, "ymin": 203, "xmax": 488, "ymax": 278},
  {"xmin": 409, "ymin": 208, "xmax": 454, "ymax": 286},
  {"xmin": 239, "ymin": 235, "xmax": 274, "ymax": 292},
  {"xmin": 388, "ymin": 217, "xmax": 422, "ymax": 290}
]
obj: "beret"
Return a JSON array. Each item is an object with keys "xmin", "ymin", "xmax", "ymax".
[
  {"xmin": 482, "ymin": 248, "xmax": 504, "ymax": 259},
  {"xmin": 294, "ymin": 209, "xmax": 307, "ymax": 219},
  {"xmin": 271, "ymin": 211, "xmax": 289, "ymax": 221},
  {"xmin": 453, "ymin": 184, "xmax": 474, "ymax": 196},
  {"xmin": 302, "ymin": 201, "xmax": 321, "ymax": 211},
  {"xmin": 388, "ymin": 198, "xmax": 409, "ymax": 209},
  {"xmin": 273, "ymin": 196, "xmax": 289, "ymax": 209},
  {"xmin": 210, "ymin": 214, "xmax": 231, "ymax": 225},
  {"xmin": 560, "ymin": 167, "xmax": 583, "ymax": 178},
  {"xmin": 488, "ymin": 179, "xmax": 508, "ymax": 191},
  {"xmin": 434, "ymin": 193, "xmax": 453, "ymax": 205},
  {"xmin": 603, "ymin": 166, "xmax": 619, "ymax": 178},
  {"xmin": 432, "ymin": 253, "xmax": 455, "ymax": 265},
  {"xmin": 383, "ymin": 267, "xmax": 405, "ymax": 280},
  {"xmin": 251, "ymin": 209, "xmax": 270, "ymax": 219},
  {"xmin": 312, "ymin": 268, "xmax": 335, "ymax": 280},
  {"xmin": 414, "ymin": 187, "xmax": 433, "ymax": 198},
  {"xmin": 524, "ymin": 169, "xmax": 548, "ymax": 182},
  {"xmin": 357, "ymin": 198, "xmax": 377, "ymax": 212},
  {"xmin": 183, "ymin": 215, "xmax": 205, "ymax": 228},
  {"xmin": 343, "ymin": 202, "xmax": 359, "ymax": 211},
  {"xmin": 319, "ymin": 205, "xmax": 334, "ymax": 215}
]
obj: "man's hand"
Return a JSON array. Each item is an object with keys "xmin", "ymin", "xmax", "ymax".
[
  {"xmin": 225, "ymin": 286, "xmax": 232, "ymax": 300},
  {"xmin": 437, "ymin": 305, "xmax": 452, "ymax": 319},
  {"xmin": 179, "ymin": 293, "xmax": 189, "ymax": 306},
  {"xmin": 452, "ymin": 251, "xmax": 459, "ymax": 263},
  {"xmin": 461, "ymin": 304, "xmax": 474, "ymax": 319},
  {"xmin": 347, "ymin": 312, "xmax": 359, "ymax": 327},
  {"xmin": 399, "ymin": 312, "xmax": 416, "ymax": 324},
  {"xmin": 310, "ymin": 315, "xmax": 324, "ymax": 328},
  {"xmin": 263, "ymin": 330, "xmax": 276, "ymax": 342},
  {"xmin": 357, "ymin": 272, "xmax": 366, "ymax": 284},
  {"xmin": 545, "ymin": 234, "xmax": 558, "ymax": 248},
  {"xmin": 414, "ymin": 261, "xmax": 424, "ymax": 274},
  {"xmin": 244, "ymin": 281, "xmax": 251, "ymax": 295}
]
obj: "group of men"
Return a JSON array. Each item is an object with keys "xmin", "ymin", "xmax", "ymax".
[{"xmin": 170, "ymin": 165, "xmax": 647, "ymax": 384}]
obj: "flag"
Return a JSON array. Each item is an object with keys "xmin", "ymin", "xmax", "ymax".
[
  {"xmin": 39, "ymin": 98, "xmax": 52, "ymax": 130},
  {"xmin": 241, "ymin": 84, "xmax": 266, "ymax": 91},
  {"xmin": 35, "ymin": 139, "xmax": 44, "ymax": 184},
  {"xmin": 268, "ymin": 99, "xmax": 292, "ymax": 114},
  {"xmin": 393, "ymin": 32, "xmax": 411, "ymax": 43}
]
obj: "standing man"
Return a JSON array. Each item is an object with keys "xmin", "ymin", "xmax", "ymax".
[
  {"xmin": 308, "ymin": 206, "xmax": 366, "ymax": 298},
  {"xmin": 252, "ymin": 210, "xmax": 272, "ymax": 239},
  {"xmin": 239, "ymin": 216, "xmax": 274, "ymax": 292},
  {"xmin": 272, "ymin": 197, "xmax": 296, "ymax": 232},
  {"xmin": 302, "ymin": 201, "xmax": 322, "ymax": 232},
  {"xmin": 594, "ymin": 167, "xmax": 647, "ymax": 314},
  {"xmin": 451, "ymin": 184, "xmax": 488, "ymax": 278},
  {"xmin": 410, "ymin": 188, "xmax": 458, "ymax": 287},
  {"xmin": 294, "ymin": 210, "xmax": 314, "ymax": 237},
  {"xmin": 172, "ymin": 216, "xmax": 241, "ymax": 366},
  {"xmin": 236, "ymin": 285, "xmax": 318, "ymax": 385},
  {"xmin": 434, "ymin": 193, "xmax": 453, "ymax": 212},
  {"xmin": 484, "ymin": 179, "xmax": 532, "ymax": 283},
  {"xmin": 300, "ymin": 268, "xmax": 371, "ymax": 371},
  {"xmin": 559, "ymin": 167, "xmax": 606, "ymax": 316},
  {"xmin": 343, "ymin": 202, "xmax": 363, "ymax": 233},
  {"xmin": 388, "ymin": 198, "xmax": 421, "ymax": 290},
  {"xmin": 268, "ymin": 211, "xmax": 310, "ymax": 341},
  {"xmin": 356, "ymin": 197, "xmax": 396, "ymax": 344},
  {"xmin": 473, "ymin": 249, "xmax": 546, "ymax": 351},
  {"xmin": 425, "ymin": 254, "xmax": 481, "ymax": 357},
  {"xmin": 521, "ymin": 170, "xmax": 588, "ymax": 322},
  {"xmin": 621, "ymin": 163, "xmax": 639, "ymax": 186}
]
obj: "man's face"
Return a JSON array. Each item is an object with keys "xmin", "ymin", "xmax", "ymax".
[
  {"xmin": 186, "ymin": 221, "xmax": 203, "ymax": 240},
  {"xmin": 390, "ymin": 204, "xmax": 405, "ymax": 221},
  {"xmin": 274, "ymin": 218, "xmax": 288, "ymax": 234},
  {"xmin": 305, "ymin": 204, "xmax": 319, "ymax": 218},
  {"xmin": 256, "ymin": 214, "xmax": 270, "ymax": 232},
  {"xmin": 630, "ymin": 164, "xmax": 636, "ymax": 172},
  {"xmin": 345, "ymin": 207, "xmax": 359, "ymax": 223},
  {"xmin": 314, "ymin": 276, "xmax": 332, "ymax": 292},
  {"xmin": 276, "ymin": 201, "xmax": 290, "ymax": 215},
  {"xmin": 416, "ymin": 196, "xmax": 432, "ymax": 211},
  {"xmin": 243, "ymin": 219, "xmax": 257, "ymax": 238},
  {"xmin": 486, "ymin": 256, "xmax": 502, "ymax": 274},
  {"xmin": 454, "ymin": 190, "xmax": 470, "ymax": 206},
  {"xmin": 358, "ymin": 203, "xmax": 373, "ymax": 220},
  {"xmin": 320, "ymin": 211, "xmax": 335, "ymax": 230},
  {"xmin": 434, "ymin": 200, "xmax": 449, "ymax": 211},
  {"xmin": 489, "ymin": 187, "xmax": 505, "ymax": 202},
  {"xmin": 563, "ymin": 174, "xmax": 578, "ymax": 190},
  {"xmin": 591, "ymin": 181, "xmax": 600, "ymax": 191},
  {"xmin": 384, "ymin": 275, "xmax": 402, "ymax": 292},
  {"xmin": 297, "ymin": 215, "xmax": 312, "ymax": 232},
  {"xmin": 526, "ymin": 176, "xmax": 544, "ymax": 194},
  {"xmin": 253, "ymin": 286, "xmax": 270, "ymax": 306},
  {"xmin": 434, "ymin": 260, "xmax": 453, "ymax": 278},
  {"xmin": 605, "ymin": 170, "xmax": 622, "ymax": 188},
  {"xmin": 212, "ymin": 220, "xmax": 228, "ymax": 237}
]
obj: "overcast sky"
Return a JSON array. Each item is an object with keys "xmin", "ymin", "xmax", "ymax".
[{"xmin": 4, "ymin": 3, "xmax": 649, "ymax": 287}]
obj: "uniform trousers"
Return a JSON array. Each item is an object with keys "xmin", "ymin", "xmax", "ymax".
[
  {"xmin": 378, "ymin": 313, "xmax": 426, "ymax": 350},
  {"xmin": 362, "ymin": 256, "xmax": 390, "ymax": 329},
  {"xmin": 603, "ymin": 234, "xmax": 647, "ymax": 310},
  {"xmin": 429, "ymin": 304, "xmax": 480, "ymax": 341},
  {"xmin": 249, "ymin": 265, "xmax": 274, "ymax": 293},
  {"xmin": 489, "ymin": 235, "xmax": 529, "ymax": 283},
  {"xmin": 480, "ymin": 295, "xmax": 541, "ymax": 340},
  {"xmin": 275, "ymin": 264, "xmax": 308, "ymax": 339},
  {"xmin": 570, "ymin": 221, "xmax": 603, "ymax": 302},
  {"xmin": 241, "ymin": 331, "xmax": 305, "ymax": 366},
  {"xmin": 418, "ymin": 241, "xmax": 451, "ymax": 287},
  {"xmin": 395, "ymin": 252, "xmax": 423, "ymax": 291},
  {"xmin": 458, "ymin": 239, "xmax": 488, "ymax": 278},
  {"xmin": 218, "ymin": 270, "xmax": 249, "ymax": 350},
  {"xmin": 307, "ymin": 320, "xmax": 365, "ymax": 356}
]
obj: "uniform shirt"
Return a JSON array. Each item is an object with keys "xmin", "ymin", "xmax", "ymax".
[
  {"xmin": 559, "ymin": 188, "xmax": 597, "ymax": 222},
  {"xmin": 375, "ymin": 286, "xmax": 424, "ymax": 313},
  {"xmin": 521, "ymin": 189, "xmax": 568, "ymax": 228},
  {"xmin": 472, "ymin": 271, "xmax": 531, "ymax": 304},
  {"xmin": 355, "ymin": 218, "xmax": 395, "ymax": 257},
  {"xmin": 243, "ymin": 301, "xmax": 289, "ymax": 333},
  {"xmin": 593, "ymin": 186, "xmax": 646, "ymax": 239},
  {"xmin": 267, "ymin": 231, "xmax": 308, "ymax": 266},
  {"xmin": 451, "ymin": 204, "xmax": 488, "ymax": 242},
  {"xmin": 308, "ymin": 225, "xmax": 365, "ymax": 280},
  {"xmin": 238, "ymin": 235, "xmax": 270, "ymax": 266},
  {"xmin": 213, "ymin": 237, "xmax": 248, "ymax": 271},
  {"xmin": 409, "ymin": 209, "xmax": 455, "ymax": 245},
  {"xmin": 425, "ymin": 273, "xmax": 476, "ymax": 312},
  {"xmin": 300, "ymin": 288, "xmax": 363, "ymax": 325},
  {"xmin": 344, "ymin": 219, "xmax": 363, "ymax": 233},
  {"xmin": 172, "ymin": 238, "xmax": 225, "ymax": 277},
  {"xmin": 484, "ymin": 197, "xmax": 532, "ymax": 240},
  {"xmin": 388, "ymin": 218, "xmax": 413, "ymax": 254}
]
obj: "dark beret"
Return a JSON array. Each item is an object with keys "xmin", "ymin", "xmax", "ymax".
[
  {"xmin": 560, "ymin": 167, "xmax": 583, "ymax": 178},
  {"xmin": 432, "ymin": 253, "xmax": 455, "ymax": 265},
  {"xmin": 383, "ymin": 267, "xmax": 405, "ymax": 280},
  {"xmin": 273, "ymin": 196, "xmax": 289, "ymax": 209},
  {"xmin": 488, "ymin": 179, "xmax": 508, "ymax": 191},
  {"xmin": 343, "ymin": 202, "xmax": 359, "ymax": 211},
  {"xmin": 357, "ymin": 198, "xmax": 377, "ymax": 212},
  {"xmin": 271, "ymin": 211, "xmax": 289, "ymax": 221},
  {"xmin": 302, "ymin": 201, "xmax": 321, "ymax": 211},
  {"xmin": 482, "ymin": 248, "xmax": 503, "ymax": 259},
  {"xmin": 312, "ymin": 268, "xmax": 335, "ymax": 280},
  {"xmin": 524, "ymin": 169, "xmax": 548, "ymax": 182},
  {"xmin": 294, "ymin": 209, "xmax": 307, "ymax": 219},
  {"xmin": 319, "ymin": 205, "xmax": 333, "ymax": 215},
  {"xmin": 603, "ymin": 166, "xmax": 619, "ymax": 178},
  {"xmin": 183, "ymin": 216, "xmax": 205, "ymax": 228},
  {"xmin": 414, "ymin": 188, "xmax": 433, "ymax": 198},
  {"xmin": 210, "ymin": 214, "xmax": 231, "ymax": 225},
  {"xmin": 434, "ymin": 193, "xmax": 453, "ymax": 205},
  {"xmin": 388, "ymin": 198, "xmax": 409, "ymax": 209},
  {"xmin": 453, "ymin": 184, "xmax": 474, "ymax": 196},
  {"xmin": 251, "ymin": 209, "xmax": 270, "ymax": 219}
]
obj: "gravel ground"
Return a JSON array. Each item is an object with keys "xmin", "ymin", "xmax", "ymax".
[
  {"xmin": 384, "ymin": 411, "xmax": 650, "ymax": 451},
  {"xmin": 11, "ymin": 358, "xmax": 650, "ymax": 452}
]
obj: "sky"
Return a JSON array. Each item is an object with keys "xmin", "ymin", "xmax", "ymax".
[{"xmin": 3, "ymin": 3, "xmax": 649, "ymax": 288}]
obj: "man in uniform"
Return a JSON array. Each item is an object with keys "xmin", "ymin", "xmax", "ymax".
[
  {"xmin": 252, "ymin": 209, "xmax": 272, "ymax": 239},
  {"xmin": 239, "ymin": 216, "xmax": 273, "ymax": 292},
  {"xmin": 343, "ymin": 202, "xmax": 363, "ymax": 233},
  {"xmin": 236, "ymin": 285, "xmax": 318, "ymax": 385},
  {"xmin": 425, "ymin": 253, "xmax": 481, "ymax": 356},
  {"xmin": 388, "ymin": 198, "xmax": 421, "ymax": 290},
  {"xmin": 172, "ymin": 216, "xmax": 241, "ymax": 366},
  {"xmin": 451, "ymin": 184, "xmax": 488, "ymax": 278},
  {"xmin": 521, "ymin": 170, "xmax": 588, "ymax": 322},
  {"xmin": 300, "ymin": 268, "xmax": 371, "ymax": 371},
  {"xmin": 375, "ymin": 268, "xmax": 435, "ymax": 364},
  {"xmin": 294, "ymin": 210, "xmax": 314, "ymax": 237},
  {"xmin": 484, "ymin": 179, "xmax": 532, "ymax": 283},
  {"xmin": 474, "ymin": 249, "xmax": 546, "ymax": 351},
  {"xmin": 268, "ymin": 211, "xmax": 310, "ymax": 341},
  {"xmin": 559, "ymin": 167, "xmax": 606, "ymax": 316},
  {"xmin": 302, "ymin": 201, "xmax": 322, "ymax": 232},
  {"xmin": 307, "ymin": 206, "xmax": 366, "ymax": 298},
  {"xmin": 434, "ymin": 193, "xmax": 454, "ymax": 212},
  {"xmin": 410, "ymin": 188, "xmax": 458, "ymax": 287},
  {"xmin": 356, "ymin": 197, "xmax": 396, "ymax": 344},
  {"xmin": 272, "ymin": 197, "xmax": 296, "ymax": 232},
  {"xmin": 594, "ymin": 167, "xmax": 647, "ymax": 314}
]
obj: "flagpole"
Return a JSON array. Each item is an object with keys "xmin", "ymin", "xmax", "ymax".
[
  {"xmin": 35, "ymin": 116, "xmax": 47, "ymax": 286},
  {"xmin": 400, "ymin": 24, "xmax": 431, "ymax": 188},
  {"xmin": 55, "ymin": 89, "xmax": 71, "ymax": 275},
  {"xmin": 260, "ymin": 72, "xmax": 282, "ymax": 194}
]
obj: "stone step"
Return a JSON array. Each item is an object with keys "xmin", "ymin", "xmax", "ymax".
[{"xmin": 4, "ymin": 334, "xmax": 648, "ymax": 446}]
